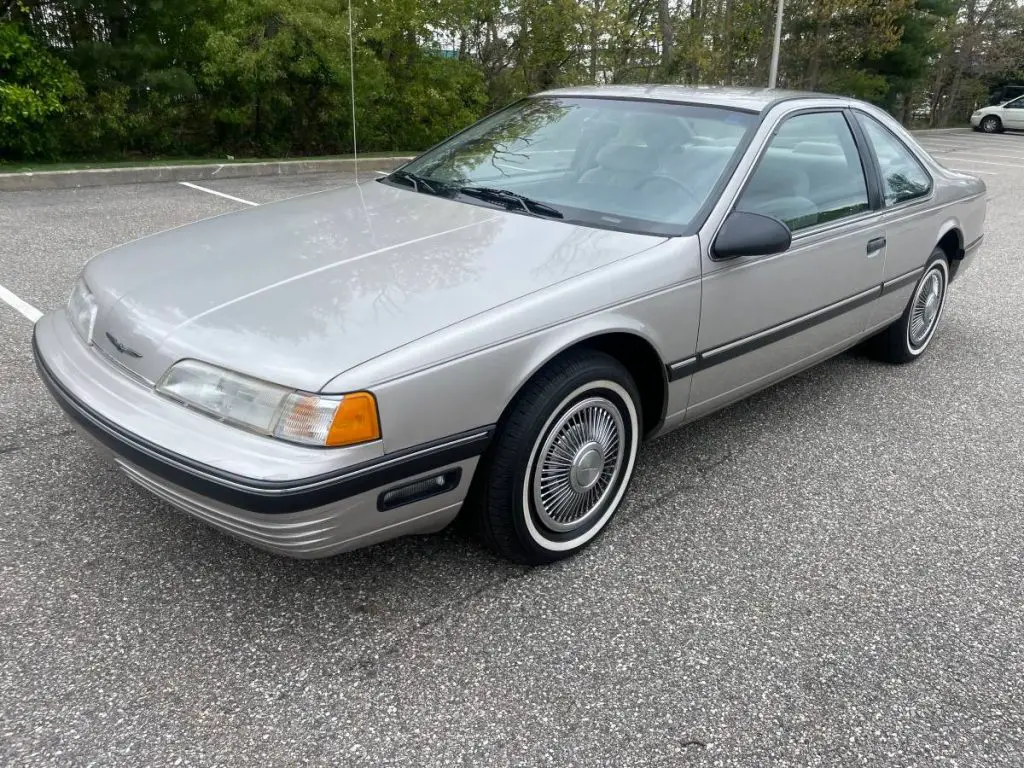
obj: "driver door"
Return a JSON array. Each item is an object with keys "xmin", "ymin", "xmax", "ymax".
[{"xmin": 687, "ymin": 109, "xmax": 885, "ymax": 420}]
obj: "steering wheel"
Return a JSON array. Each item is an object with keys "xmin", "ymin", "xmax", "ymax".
[{"xmin": 637, "ymin": 175, "xmax": 701, "ymax": 205}]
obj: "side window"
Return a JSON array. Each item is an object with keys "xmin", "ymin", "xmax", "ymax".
[
  {"xmin": 857, "ymin": 114, "xmax": 932, "ymax": 206},
  {"xmin": 736, "ymin": 112, "xmax": 869, "ymax": 233},
  {"xmin": 1004, "ymin": 97, "xmax": 1024, "ymax": 109}
]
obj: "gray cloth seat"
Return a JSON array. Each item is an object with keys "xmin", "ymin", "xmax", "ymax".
[
  {"xmin": 745, "ymin": 151, "xmax": 812, "ymax": 199},
  {"xmin": 655, "ymin": 144, "xmax": 735, "ymax": 194},
  {"xmin": 738, "ymin": 149, "xmax": 818, "ymax": 228}
]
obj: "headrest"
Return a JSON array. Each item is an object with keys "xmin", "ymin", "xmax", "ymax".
[
  {"xmin": 793, "ymin": 141, "xmax": 843, "ymax": 156},
  {"xmin": 595, "ymin": 144, "xmax": 658, "ymax": 174},
  {"xmin": 633, "ymin": 114, "xmax": 687, "ymax": 145}
]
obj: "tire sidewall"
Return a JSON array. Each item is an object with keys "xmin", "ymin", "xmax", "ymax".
[
  {"xmin": 508, "ymin": 367, "xmax": 641, "ymax": 560},
  {"xmin": 903, "ymin": 252, "xmax": 949, "ymax": 358}
]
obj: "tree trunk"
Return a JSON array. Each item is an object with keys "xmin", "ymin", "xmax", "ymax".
[
  {"xmin": 804, "ymin": 3, "xmax": 829, "ymax": 91},
  {"xmin": 688, "ymin": 0, "xmax": 704, "ymax": 83},
  {"xmin": 724, "ymin": 0, "xmax": 734, "ymax": 84},
  {"xmin": 709, "ymin": 0, "xmax": 721, "ymax": 82},
  {"xmin": 754, "ymin": 9, "xmax": 772, "ymax": 83},
  {"xmin": 658, "ymin": 0, "xmax": 674, "ymax": 80},
  {"xmin": 939, "ymin": 70, "xmax": 963, "ymax": 127},
  {"xmin": 253, "ymin": 95, "xmax": 262, "ymax": 152}
]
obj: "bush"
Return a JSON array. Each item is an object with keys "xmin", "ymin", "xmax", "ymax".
[{"xmin": 0, "ymin": 22, "xmax": 83, "ymax": 160}]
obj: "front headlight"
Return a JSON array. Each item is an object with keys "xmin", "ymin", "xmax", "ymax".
[
  {"xmin": 156, "ymin": 360, "xmax": 381, "ymax": 447},
  {"xmin": 67, "ymin": 278, "xmax": 98, "ymax": 344}
]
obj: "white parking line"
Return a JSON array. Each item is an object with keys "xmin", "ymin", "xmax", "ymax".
[
  {"xmin": 933, "ymin": 152, "xmax": 1024, "ymax": 164},
  {"xmin": 921, "ymin": 137, "xmax": 1024, "ymax": 151},
  {"xmin": 947, "ymin": 168, "xmax": 1002, "ymax": 175},
  {"xmin": 922, "ymin": 136, "xmax": 1024, "ymax": 149},
  {"xmin": 929, "ymin": 151, "xmax": 1024, "ymax": 165},
  {"xmin": 935, "ymin": 157, "xmax": 1024, "ymax": 169},
  {"xmin": 0, "ymin": 283, "xmax": 42, "ymax": 323},
  {"xmin": 179, "ymin": 181, "xmax": 259, "ymax": 207}
]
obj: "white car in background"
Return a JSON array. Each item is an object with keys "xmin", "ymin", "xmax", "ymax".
[{"xmin": 971, "ymin": 96, "xmax": 1024, "ymax": 133}]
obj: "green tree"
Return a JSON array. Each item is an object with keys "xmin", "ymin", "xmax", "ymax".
[
  {"xmin": 861, "ymin": 0, "xmax": 955, "ymax": 120},
  {"xmin": 0, "ymin": 21, "xmax": 82, "ymax": 159},
  {"xmin": 3, "ymin": 0, "xmax": 1021, "ymax": 161}
]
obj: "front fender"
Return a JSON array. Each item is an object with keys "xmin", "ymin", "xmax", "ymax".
[{"xmin": 329, "ymin": 237, "xmax": 702, "ymax": 454}]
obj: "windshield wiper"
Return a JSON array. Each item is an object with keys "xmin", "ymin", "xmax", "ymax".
[
  {"xmin": 458, "ymin": 186, "xmax": 564, "ymax": 219},
  {"xmin": 389, "ymin": 169, "xmax": 445, "ymax": 196}
]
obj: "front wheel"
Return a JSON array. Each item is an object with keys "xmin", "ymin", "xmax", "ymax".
[
  {"xmin": 866, "ymin": 249, "xmax": 949, "ymax": 364},
  {"xmin": 469, "ymin": 351, "xmax": 642, "ymax": 565}
]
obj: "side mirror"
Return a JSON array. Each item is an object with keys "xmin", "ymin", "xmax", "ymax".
[{"xmin": 712, "ymin": 211, "xmax": 792, "ymax": 261}]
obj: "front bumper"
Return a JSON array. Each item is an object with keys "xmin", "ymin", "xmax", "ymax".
[{"xmin": 33, "ymin": 312, "xmax": 491, "ymax": 558}]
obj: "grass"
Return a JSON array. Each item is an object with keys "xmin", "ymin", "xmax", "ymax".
[{"xmin": 1, "ymin": 151, "xmax": 411, "ymax": 174}]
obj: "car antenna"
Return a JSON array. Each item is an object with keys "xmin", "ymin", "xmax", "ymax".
[{"xmin": 348, "ymin": 0, "xmax": 359, "ymax": 183}]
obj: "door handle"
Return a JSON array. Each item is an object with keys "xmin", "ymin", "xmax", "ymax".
[{"xmin": 866, "ymin": 236, "xmax": 886, "ymax": 255}]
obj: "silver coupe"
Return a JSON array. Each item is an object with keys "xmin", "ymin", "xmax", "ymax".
[{"xmin": 34, "ymin": 86, "xmax": 987, "ymax": 564}]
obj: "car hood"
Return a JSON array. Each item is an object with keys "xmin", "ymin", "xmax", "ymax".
[{"xmin": 83, "ymin": 180, "xmax": 663, "ymax": 392}]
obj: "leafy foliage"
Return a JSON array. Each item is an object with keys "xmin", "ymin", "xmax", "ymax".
[
  {"xmin": 1, "ymin": 0, "xmax": 1020, "ymax": 162},
  {"xmin": 0, "ymin": 21, "xmax": 83, "ymax": 158}
]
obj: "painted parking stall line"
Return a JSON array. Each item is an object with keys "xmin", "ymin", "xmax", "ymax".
[
  {"xmin": 179, "ymin": 181, "xmax": 259, "ymax": 207},
  {"xmin": 0, "ymin": 283, "xmax": 42, "ymax": 323},
  {"xmin": 946, "ymin": 168, "xmax": 1002, "ymax": 175},
  {"xmin": 922, "ymin": 139, "xmax": 1024, "ymax": 152},
  {"xmin": 921, "ymin": 142, "xmax": 1024, "ymax": 158},
  {"xmin": 928, "ymin": 150, "xmax": 1024, "ymax": 162},
  {"xmin": 932, "ymin": 157, "xmax": 1024, "ymax": 170}
]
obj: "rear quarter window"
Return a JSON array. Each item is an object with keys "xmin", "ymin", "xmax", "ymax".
[{"xmin": 856, "ymin": 114, "xmax": 932, "ymax": 206}]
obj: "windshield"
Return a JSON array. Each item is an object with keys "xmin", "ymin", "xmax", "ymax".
[{"xmin": 392, "ymin": 97, "xmax": 757, "ymax": 235}]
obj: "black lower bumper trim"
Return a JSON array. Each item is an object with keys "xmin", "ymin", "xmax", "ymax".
[{"xmin": 33, "ymin": 333, "xmax": 492, "ymax": 515}]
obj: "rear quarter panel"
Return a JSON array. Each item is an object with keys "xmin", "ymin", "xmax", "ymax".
[{"xmin": 857, "ymin": 105, "xmax": 987, "ymax": 327}]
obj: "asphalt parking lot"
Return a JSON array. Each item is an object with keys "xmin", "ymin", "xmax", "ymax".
[{"xmin": 2, "ymin": 128, "xmax": 1023, "ymax": 766}]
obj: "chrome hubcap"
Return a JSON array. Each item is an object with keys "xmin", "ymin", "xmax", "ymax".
[
  {"xmin": 569, "ymin": 442, "xmax": 604, "ymax": 492},
  {"xmin": 532, "ymin": 397, "xmax": 624, "ymax": 533},
  {"xmin": 909, "ymin": 269, "xmax": 944, "ymax": 349}
]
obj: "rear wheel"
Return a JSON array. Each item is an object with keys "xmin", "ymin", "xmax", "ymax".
[
  {"xmin": 981, "ymin": 115, "xmax": 1002, "ymax": 133},
  {"xmin": 469, "ymin": 351, "xmax": 641, "ymax": 565},
  {"xmin": 866, "ymin": 249, "xmax": 949, "ymax": 364}
]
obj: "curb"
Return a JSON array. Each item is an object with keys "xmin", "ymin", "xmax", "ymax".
[{"xmin": 0, "ymin": 156, "xmax": 413, "ymax": 192}]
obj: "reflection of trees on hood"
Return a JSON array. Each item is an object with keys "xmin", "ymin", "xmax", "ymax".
[{"xmin": 212, "ymin": 191, "xmax": 502, "ymax": 351}]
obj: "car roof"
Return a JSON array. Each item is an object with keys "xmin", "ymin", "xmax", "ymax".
[{"xmin": 536, "ymin": 85, "xmax": 846, "ymax": 113}]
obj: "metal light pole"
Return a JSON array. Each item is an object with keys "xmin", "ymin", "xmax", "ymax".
[
  {"xmin": 768, "ymin": 0, "xmax": 785, "ymax": 89},
  {"xmin": 348, "ymin": 0, "xmax": 359, "ymax": 180}
]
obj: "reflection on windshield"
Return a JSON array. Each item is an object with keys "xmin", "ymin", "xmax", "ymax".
[{"xmin": 394, "ymin": 97, "xmax": 756, "ymax": 235}]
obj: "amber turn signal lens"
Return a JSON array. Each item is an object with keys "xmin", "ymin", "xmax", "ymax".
[{"xmin": 325, "ymin": 392, "xmax": 381, "ymax": 447}]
